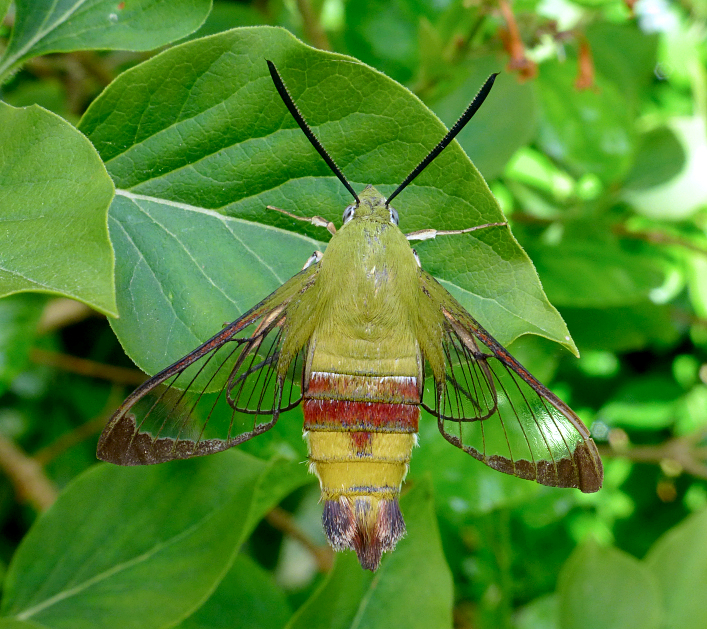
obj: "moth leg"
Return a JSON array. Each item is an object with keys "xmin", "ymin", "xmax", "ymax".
[
  {"xmin": 267, "ymin": 205, "xmax": 337, "ymax": 235},
  {"xmin": 406, "ymin": 222, "xmax": 506, "ymax": 242},
  {"xmin": 301, "ymin": 250, "xmax": 323, "ymax": 270}
]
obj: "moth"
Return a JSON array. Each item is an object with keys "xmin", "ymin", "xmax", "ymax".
[{"xmin": 98, "ymin": 61, "xmax": 603, "ymax": 571}]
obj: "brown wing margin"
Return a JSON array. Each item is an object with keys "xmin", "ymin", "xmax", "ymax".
[
  {"xmin": 97, "ymin": 266, "xmax": 318, "ymax": 466},
  {"xmin": 419, "ymin": 272, "xmax": 603, "ymax": 493}
]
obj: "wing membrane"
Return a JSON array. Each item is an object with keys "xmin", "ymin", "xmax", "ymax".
[
  {"xmin": 419, "ymin": 271, "xmax": 602, "ymax": 492},
  {"xmin": 98, "ymin": 266, "xmax": 317, "ymax": 465}
]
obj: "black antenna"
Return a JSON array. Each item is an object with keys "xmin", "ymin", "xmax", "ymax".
[
  {"xmin": 267, "ymin": 60, "xmax": 360, "ymax": 205},
  {"xmin": 386, "ymin": 73, "xmax": 499, "ymax": 207}
]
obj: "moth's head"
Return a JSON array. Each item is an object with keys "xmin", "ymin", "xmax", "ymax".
[{"xmin": 342, "ymin": 185, "xmax": 399, "ymax": 227}]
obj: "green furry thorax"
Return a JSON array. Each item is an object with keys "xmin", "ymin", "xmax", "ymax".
[{"xmin": 281, "ymin": 185, "xmax": 447, "ymax": 378}]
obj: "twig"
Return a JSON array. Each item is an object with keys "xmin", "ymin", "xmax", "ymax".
[
  {"xmin": 0, "ymin": 436, "xmax": 57, "ymax": 511},
  {"xmin": 600, "ymin": 430, "xmax": 707, "ymax": 480},
  {"xmin": 34, "ymin": 386, "xmax": 124, "ymax": 465},
  {"xmin": 37, "ymin": 298, "xmax": 97, "ymax": 334},
  {"xmin": 266, "ymin": 506, "xmax": 334, "ymax": 572},
  {"xmin": 296, "ymin": 0, "xmax": 331, "ymax": 51},
  {"xmin": 30, "ymin": 348, "xmax": 146, "ymax": 386},
  {"xmin": 612, "ymin": 224, "xmax": 707, "ymax": 258},
  {"xmin": 497, "ymin": 0, "xmax": 537, "ymax": 81},
  {"xmin": 574, "ymin": 36, "xmax": 595, "ymax": 91}
]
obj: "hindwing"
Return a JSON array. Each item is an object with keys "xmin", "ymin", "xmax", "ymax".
[
  {"xmin": 419, "ymin": 271, "xmax": 603, "ymax": 492},
  {"xmin": 97, "ymin": 265, "xmax": 319, "ymax": 465}
]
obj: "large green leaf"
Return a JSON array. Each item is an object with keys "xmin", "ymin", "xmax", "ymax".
[
  {"xmin": 0, "ymin": 453, "xmax": 310, "ymax": 629},
  {"xmin": 78, "ymin": 25, "xmax": 575, "ymax": 375},
  {"xmin": 0, "ymin": 103, "xmax": 116, "ymax": 316},
  {"xmin": 558, "ymin": 543, "xmax": 661, "ymax": 629},
  {"xmin": 645, "ymin": 508, "xmax": 707, "ymax": 629},
  {"xmin": 176, "ymin": 554, "xmax": 291, "ymax": 629},
  {"xmin": 0, "ymin": 0, "xmax": 212, "ymax": 81},
  {"xmin": 0, "ymin": 621, "xmax": 48, "ymax": 629},
  {"xmin": 287, "ymin": 477, "xmax": 453, "ymax": 629}
]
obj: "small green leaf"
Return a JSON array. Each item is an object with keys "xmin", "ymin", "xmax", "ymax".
[
  {"xmin": 536, "ymin": 61, "xmax": 634, "ymax": 184},
  {"xmin": 521, "ymin": 221, "xmax": 666, "ymax": 308},
  {"xmin": 0, "ymin": 0, "xmax": 212, "ymax": 81},
  {"xmin": 0, "ymin": 452, "xmax": 309, "ymax": 629},
  {"xmin": 0, "ymin": 103, "xmax": 116, "ymax": 316},
  {"xmin": 176, "ymin": 554, "xmax": 292, "ymax": 629},
  {"xmin": 585, "ymin": 22, "xmax": 659, "ymax": 109},
  {"xmin": 80, "ymin": 26, "xmax": 575, "ymax": 370},
  {"xmin": 287, "ymin": 476, "xmax": 453, "ymax": 629},
  {"xmin": 560, "ymin": 302, "xmax": 679, "ymax": 352},
  {"xmin": 624, "ymin": 127, "xmax": 685, "ymax": 190},
  {"xmin": 645, "ymin": 508, "xmax": 707, "ymax": 629},
  {"xmin": 558, "ymin": 542, "xmax": 661, "ymax": 629}
]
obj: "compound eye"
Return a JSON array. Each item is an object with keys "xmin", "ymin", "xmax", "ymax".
[
  {"xmin": 389, "ymin": 206, "xmax": 399, "ymax": 226},
  {"xmin": 342, "ymin": 205, "xmax": 356, "ymax": 224}
]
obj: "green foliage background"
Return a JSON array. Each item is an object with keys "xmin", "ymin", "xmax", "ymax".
[{"xmin": 1, "ymin": 0, "xmax": 707, "ymax": 627}]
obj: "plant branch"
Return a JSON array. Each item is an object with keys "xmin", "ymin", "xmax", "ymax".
[
  {"xmin": 296, "ymin": 0, "xmax": 331, "ymax": 51},
  {"xmin": 497, "ymin": 0, "xmax": 537, "ymax": 81},
  {"xmin": 266, "ymin": 506, "xmax": 334, "ymax": 572},
  {"xmin": 613, "ymin": 224, "xmax": 707, "ymax": 258},
  {"xmin": 600, "ymin": 430, "xmax": 707, "ymax": 480},
  {"xmin": 0, "ymin": 436, "xmax": 57, "ymax": 511},
  {"xmin": 30, "ymin": 348, "xmax": 146, "ymax": 386}
]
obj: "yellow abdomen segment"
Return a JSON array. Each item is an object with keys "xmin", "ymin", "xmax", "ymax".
[{"xmin": 306, "ymin": 431, "xmax": 415, "ymax": 500}]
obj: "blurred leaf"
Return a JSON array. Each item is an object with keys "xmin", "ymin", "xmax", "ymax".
[
  {"xmin": 430, "ymin": 56, "xmax": 537, "ymax": 180},
  {"xmin": 645, "ymin": 508, "xmax": 707, "ymax": 629},
  {"xmin": 0, "ymin": 294, "xmax": 44, "ymax": 396},
  {"xmin": 188, "ymin": 1, "xmax": 268, "ymax": 40},
  {"xmin": 515, "ymin": 594, "xmax": 558, "ymax": 629},
  {"xmin": 344, "ymin": 0, "xmax": 438, "ymax": 83},
  {"xmin": 687, "ymin": 251, "xmax": 707, "ymax": 319},
  {"xmin": 624, "ymin": 127, "xmax": 685, "ymax": 190},
  {"xmin": 558, "ymin": 542, "xmax": 661, "ymax": 629},
  {"xmin": 560, "ymin": 302, "xmax": 680, "ymax": 352},
  {"xmin": 598, "ymin": 376, "xmax": 683, "ymax": 429},
  {"xmin": 0, "ymin": 0, "xmax": 10, "ymax": 24},
  {"xmin": 523, "ymin": 222, "xmax": 665, "ymax": 308},
  {"xmin": 0, "ymin": 103, "xmax": 116, "ymax": 316},
  {"xmin": 78, "ymin": 25, "xmax": 575, "ymax": 376},
  {"xmin": 0, "ymin": 0, "xmax": 212, "ymax": 80},
  {"xmin": 287, "ymin": 477, "xmax": 453, "ymax": 629},
  {"xmin": 176, "ymin": 554, "xmax": 292, "ymax": 629},
  {"xmin": 411, "ymin": 412, "xmax": 542, "ymax": 519},
  {"xmin": 535, "ymin": 61, "xmax": 634, "ymax": 184},
  {"xmin": 625, "ymin": 117, "xmax": 707, "ymax": 221},
  {"xmin": 585, "ymin": 22, "xmax": 659, "ymax": 108},
  {"xmin": 2, "ymin": 79, "xmax": 71, "ymax": 121},
  {"xmin": 0, "ymin": 452, "xmax": 309, "ymax": 629}
]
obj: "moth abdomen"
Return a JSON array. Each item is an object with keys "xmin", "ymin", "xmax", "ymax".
[{"xmin": 303, "ymin": 372, "xmax": 420, "ymax": 571}]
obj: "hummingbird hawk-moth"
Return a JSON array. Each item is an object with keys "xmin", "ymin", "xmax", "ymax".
[{"xmin": 98, "ymin": 61, "xmax": 603, "ymax": 571}]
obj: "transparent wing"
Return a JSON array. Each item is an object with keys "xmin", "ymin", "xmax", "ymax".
[
  {"xmin": 419, "ymin": 272, "xmax": 602, "ymax": 492},
  {"xmin": 98, "ymin": 267, "xmax": 317, "ymax": 466}
]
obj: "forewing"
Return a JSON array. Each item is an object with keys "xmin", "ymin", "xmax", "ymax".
[
  {"xmin": 419, "ymin": 272, "xmax": 602, "ymax": 492},
  {"xmin": 97, "ymin": 267, "xmax": 317, "ymax": 465}
]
